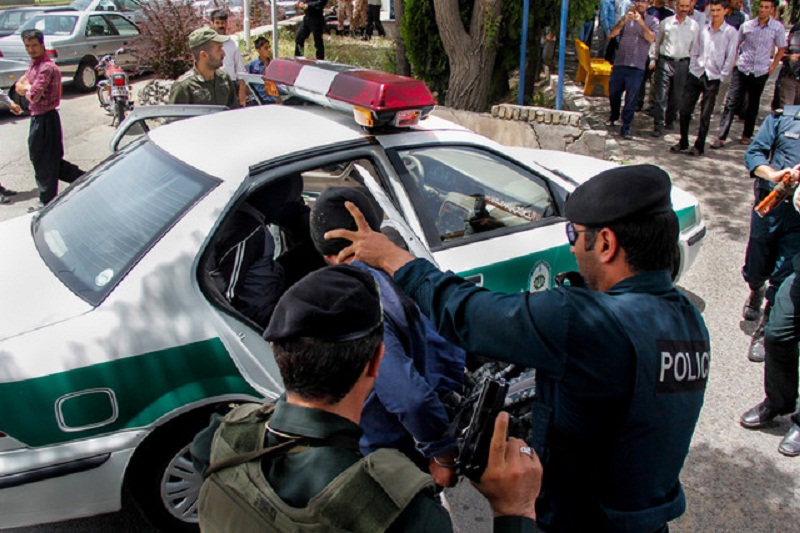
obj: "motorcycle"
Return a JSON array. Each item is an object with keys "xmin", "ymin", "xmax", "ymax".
[{"xmin": 96, "ymin": 48, "xmax": 134, "ymax": 127}]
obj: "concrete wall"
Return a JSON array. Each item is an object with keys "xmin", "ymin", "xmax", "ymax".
[{"xmin": 433, "ymin": 104, "xmax": 608, "ymax": 160}]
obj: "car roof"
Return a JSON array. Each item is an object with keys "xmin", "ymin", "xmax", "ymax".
[{"xmin": 146, "ymin": 104, "xmax": 473, "ymax": 182}]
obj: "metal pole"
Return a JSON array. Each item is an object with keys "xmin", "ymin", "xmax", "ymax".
[
  {"xmin": 272, "ymin": 0, "xmax": 279, "ymax": 58},
  {"xmin": 556, "ymin": 0, "xmax": 569, "ymax": 110},
  {"xmin": 518, "ymin": 0, "xmax": 530, "ymax": 105},
  {"xmin": 244, "ymin": 0, "xmax": 251, "ymax": 50}
]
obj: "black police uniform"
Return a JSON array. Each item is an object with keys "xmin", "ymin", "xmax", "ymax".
[
  {"xmin": 390, "ymin": 166, "xmax": 710, "ymax": 532},
  {"xmin": 295, "ymin": 0, "xmax": 326, "ymax": 60},
  {"xmin": 743, "ymin": 106, "xmax": 800, "ymax": 308}
]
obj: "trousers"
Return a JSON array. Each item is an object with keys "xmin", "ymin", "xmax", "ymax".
[
  {"xmin": 653, "ymin": 57, "xmax": 689, "ymax": 127},
  {"xmin": 678, "ymin": 73, "xmax": 721, "ymax": 151},
  {"xmin": 609, "ymin": 66, "xmax": 646, "ymax": 134},
  {"xmin": 718, "ymin": 68, "xmax": 769, "ymax": 141},
  {"xmin": 28, "ymin": 109, "xmax": 83, "ymax": 205},
  {"xmin": 295, "ymin": 10, "xmax": 325, "ymax": 60},
  {"xmin": 764, "ymin": 270, "xmax": 800, "ymax": 425}
]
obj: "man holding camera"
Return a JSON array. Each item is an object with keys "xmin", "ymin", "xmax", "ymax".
[
  {"xmin": 196, "ymin": 265, "xmax": 541, "ymax": 531},
  {"xmin": 327, "ymin": 165, "xmax": 710, "ymax": 532}
]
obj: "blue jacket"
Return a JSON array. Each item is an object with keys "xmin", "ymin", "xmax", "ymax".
[
  {"xmin": 354, "ymin": 262, "xmax": 466, "ymax": 468},
  {"xmin": 246, "ymin": 59, "xmax": 276, "ymax": 104},
  {"xmin": 600, "ymin": 0, "xmax": 616, "ymax": 34},
  {"xmin": 395, "ymin": 259, "xmax": 709, "ymax": 532},
  {"xmin": 746, "ymin": 106, "xmax": 800, "ymax": 193}
]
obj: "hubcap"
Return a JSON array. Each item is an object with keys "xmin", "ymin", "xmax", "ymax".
[
  {"xmin": 160, "ymin": 443, "xmax": 203, "ymax": 523},
  {"xmin": 81, "ymin": 66, "xmax": 96, "ymax": 88}
]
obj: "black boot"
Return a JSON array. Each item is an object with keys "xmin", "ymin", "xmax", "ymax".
[{"xmin": 743, "ymin": 285, "xmax": 766, "ymax": 321}]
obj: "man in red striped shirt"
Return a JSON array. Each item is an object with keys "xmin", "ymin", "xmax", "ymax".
[{"xmin": 15, "ymin": 29, "xmax": 83, "ymax": 212}]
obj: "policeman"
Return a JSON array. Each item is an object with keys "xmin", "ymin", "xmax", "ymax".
[
  {"xmin": 195, "ymin": 265, "xmax": 542, "ymax": 532},
  {"xmin": 327, "ymin": 165, "xmax": 710, "ymax": 532},
  {"xmin": 294, "ymin": 0, "xmax": 326, "ymax": 60},
  {"xmin": 741, "ymin": 107, "xmax": 800, "ymax": 362},
  {"xmin": 169, "ymin": 27, "xmax": 239, "ymax": 107}
]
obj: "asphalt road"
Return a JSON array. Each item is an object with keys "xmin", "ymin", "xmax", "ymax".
[{"xmin": 1, "ymin": 76, "xmax": 799, "ymax": 532}]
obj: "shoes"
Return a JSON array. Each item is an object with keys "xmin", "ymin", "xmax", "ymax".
[
  {"xmin": 740, "ymin": 137, "xmax": 751, "ymax": 145},
  {"xmin": 652, "ymin": 128, "xmax": 663, "ymax": 138},
  {"xmin": 779, "ymin": 424, "xmax": 800, "ymax": 457},
  {"xmin": 0, "ymin": 194, "xmax": 9, "ymax": 204},
  {"xmin": 748, "ymin": 333, "xmax": 765, "ymax": 362},
  {"xmin": 606, "ymin": 119, "xmax": 617, "ymax": 128},
  {"xmin": 740, "ymin": 401, "xmax": 783, "ymax": 429},
  {"xmin": 670, "ymin": 143, "xmax": 688, "ymax": 153},
  {"xmin": 27, "ymin": 201, "xmax": 45, "ymax": 213},
  {"xmin": 687, "ymin": 146, "xmax": 703, "ymax": 156},
  {"xmin": 621, "ymin": 132, "xmax": 633, "ymax": 140},
  {"xmin": 710, "ymin": 138, "xmax": 725, "ymax": 149},
  {"xmin": 664, "ymin": 122, "xmax": 675, "ymax": 131},
  {"xmin": 743, "ymin": 285, "xmax": 766, "ymax": 321},
  {"xmin": 0, "ymin": 185, "xmax": 17, "ymax": 196}
]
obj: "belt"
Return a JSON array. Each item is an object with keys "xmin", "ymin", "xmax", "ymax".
[{"xmin": 661, "ymin": 56, "xmax": 690, "ymax": 62}]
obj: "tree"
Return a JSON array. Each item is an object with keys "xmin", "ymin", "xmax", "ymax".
[{"xmin": 433, "ymin": 0, "xmax": 505, "ymax": 111}]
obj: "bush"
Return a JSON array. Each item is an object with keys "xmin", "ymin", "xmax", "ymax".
[{"xmin": 134, "ymin": 0, "xmax": 203, "ymax": 80}]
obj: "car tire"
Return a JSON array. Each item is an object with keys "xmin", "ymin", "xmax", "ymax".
[
  {"xmin": 74, "ymin": 60, "xmax": 99, "ymax": 92},
  {"xmin": 113, "ymin": 97, "xmax": 127, "ymax": 127},
  {"xmin": 125, "ymin": 410, "xmax": 214, "ymax": 532}
]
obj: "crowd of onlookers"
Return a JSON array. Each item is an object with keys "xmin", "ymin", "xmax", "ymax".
[{"xmin": 583, "ymin": 0, "xmax": 797, "ymax": 156}]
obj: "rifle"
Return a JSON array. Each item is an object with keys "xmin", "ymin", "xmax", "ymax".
[{"xmin": 755, "ymin": 169, "xmax": 799, "ymax": 217}]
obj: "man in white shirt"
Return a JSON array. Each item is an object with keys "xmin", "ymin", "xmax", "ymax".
[
  {"xmin": 671, "ymin": 0, "xmax": 738, "ymax": 155},
  {"xmin": 211, "ymin": 9, "xmax": 247, "ymax": 107},
  {"xmin": 651, "ymin": 0, "xmax": 699, "ymax": 136}
]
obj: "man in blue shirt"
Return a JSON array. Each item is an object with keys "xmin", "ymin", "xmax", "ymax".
[
  {"xmin": 246, "ymin": 36, "xmax": 276, "ymax": 104},
  {"xmin": 326, "ymin": 165, "xmax": 710, "ymax": 532},
  {"xmin": 310, "ymin": 186, "xmax": 466, "ymax": 487}
]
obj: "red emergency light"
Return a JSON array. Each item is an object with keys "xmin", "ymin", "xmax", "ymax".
[{"xmin": 263, "ymin": 58, "xmax": 436, "ymax": 129}]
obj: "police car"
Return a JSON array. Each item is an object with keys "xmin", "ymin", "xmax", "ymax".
[{"xmin": 0, "ymin": 58, "xmax": 706, "ymax": 530}]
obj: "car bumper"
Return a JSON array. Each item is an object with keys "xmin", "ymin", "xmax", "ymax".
[
  {"xmin": 0, "ymin": 430, "xmax": 146, "ymax": 528},
  {"xmin": 677, "ymin": 220, "xmax": 706, "ymax": 282}
]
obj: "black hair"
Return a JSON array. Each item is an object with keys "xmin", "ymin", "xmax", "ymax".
[
  {"xmin": 272, "ymin": 327, "xmax": 383, "ymax": 405},
  {"xmin": 191, "ymin": 39, "xmax": 217, "ymax": 62},
  {"xmin": 584, "ymin": 211, "xmax": 679, "ymax": 273},
  {"xmin": 21, "ymin": 29, "xmax": 44, "ymax": 44},
  {"xmin": 759, "ymin": 0, "xmax": 777, "ymax": 7},
  {"xmin": 210, "ymin": 8, "xmax": 228, "ymax": 20},
  {"xmin": 254, "ymin": 36, "xmax": 269, "ymax": 49},
  {"xmin": 708, "ymin": 0, "xmax": 728, "ymax": 7}
]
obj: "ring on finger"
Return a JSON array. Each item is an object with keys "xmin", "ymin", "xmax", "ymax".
[{"xmin": 519, "ymin": 446, "xmax": 533, "ymax": 457}]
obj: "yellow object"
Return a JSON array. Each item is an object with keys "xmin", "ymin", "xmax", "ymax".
[{"xmin": 574, "ymin": 39, "xmax": 612, "ymax": 97}]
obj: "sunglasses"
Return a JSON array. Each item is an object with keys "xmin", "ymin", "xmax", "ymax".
[{"xmin": 565, "ymin": 222, "xmax": 595, "ymax": 246}]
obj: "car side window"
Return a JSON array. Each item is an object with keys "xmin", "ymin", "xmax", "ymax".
[
  {"xmin": 107, "ymin": 14, "xmax": 139, "ymax": 35},
  {"xmin": 86, "ymin": 14, "xmax": 113, "ymax": 36},
  {"xmin": 395, "ymin": 146, "xmax": 555, "ymax": 244}
]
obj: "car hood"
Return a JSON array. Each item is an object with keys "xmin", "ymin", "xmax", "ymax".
[
  {"xmin": 0, "ymin": 215, "xmax": 93, "ymax": 341},
  {"xmin": 0, "ymin": 37, "xmax": 30, "ymax": 62}
]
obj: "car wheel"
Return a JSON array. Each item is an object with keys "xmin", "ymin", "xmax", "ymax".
[
  {"xmin": 74, "ymin": 60, "xmax": 99, "ymax": 92},
  {"xmin": 125, "ymin": 412, "xmax": 212, "ymax": 532}
]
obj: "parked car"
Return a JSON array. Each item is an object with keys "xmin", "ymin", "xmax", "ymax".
[
  {"xmin": 0, "ymin": 6, "xmax": 73, "ymax": 38},
  {"xmin": 0, "ymin": 10, "xmax": 140, "ymax": 91},
  {"xmin": 0, "ymin": 57, "xmax": 27, "ymax": 89},
  {"xmin": 0, "ymin": 59, "xmax": 706, "ymax": 531},
  {"xmin": 70, "ymin": 0, "xmax": 146, "ymax": 24}
]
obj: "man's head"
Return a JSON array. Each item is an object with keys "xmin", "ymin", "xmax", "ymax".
[
  {"xmin": 676, "ymin": 0, "xmax": 692, "ymax": 17},
  {"xmin": 21, "ymin": 29, "xmax": 45, "ymax": 60},
  {"xmin": 254, "ymin": 36, "xmax": 270, "ymax": 61},
  {"xmin": 210, "ymin": 9, "xmax": 229, "ymax": 34},
  {"xmin": 564, "ymin": 164, "xmax": 678, "ymax": 290},
  {"xmin": 310, "ymin": 187, "xmax": 383, "ymax": 262},
  {"xmin": 264, "ymin": 265, "xmax": 384, "ymax": 405},
  {"xmin": 189, "ymin": 26, "xmax": 227, "ymax": 68},
  {"xmin": 635, "ymin": 0, "xmax": 649, "ymax": 14},
  {"xmin": 728, "ymin": 0, "xmax": 741, "ymax": 11},
  {"xmin": 709, "ymin": 0, "xmax": 727, "ymax": 22},
  {"xmin": 758, "ymin": 0, "xmax": 776, "ymax": 21}
]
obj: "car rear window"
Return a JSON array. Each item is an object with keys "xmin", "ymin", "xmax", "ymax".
[
  {"xmin": 33, "ymin": 140, "xmax": 219, "ymax": 306},
  {"xmin": 19, "ymin": 14, "xmax": 78, "ymax": 35}
]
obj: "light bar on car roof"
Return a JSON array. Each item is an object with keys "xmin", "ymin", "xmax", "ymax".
[{"xmin": 263, "ymin": 58, "xmax": 436, "ymax": 129}]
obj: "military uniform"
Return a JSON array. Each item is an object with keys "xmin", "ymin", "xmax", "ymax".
[
  {"xmin": 168, "ymin": 67, "xmax": 238, "ymax": 107},
  {"xmin": 743, "ymin": 107, "xmax": 800, "ymax": 308},
  {"xmin": 393, "ymin": 259, "xmax": 709, "ymax": 532}
]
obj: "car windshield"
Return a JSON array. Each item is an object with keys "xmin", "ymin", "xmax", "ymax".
[
  {"xmin": 33, "ymin": 140, "xmax": 219, "ymax": 306},
  {"xmin": 18, "ymin": 14, "xmax": 78, "ymax": 35}
]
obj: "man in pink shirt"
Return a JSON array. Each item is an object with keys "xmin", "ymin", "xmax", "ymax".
[{"xmin": 15, "ymin": 29, "xmax": 83, "ymax": 212}]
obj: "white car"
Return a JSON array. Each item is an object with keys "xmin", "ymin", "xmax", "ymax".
[{"xmin": 0, "ymin": 59, "xmax": 706, "ymax": 531}]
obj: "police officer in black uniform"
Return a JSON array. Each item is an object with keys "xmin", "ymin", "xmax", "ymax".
[
  {"xmin": 295, "ymin": 0, "xmax": 326, "ymax": 60},
  {"xmin": 327, "ymin": 165, "xmax": 710, "ymax": 532},
  {"xmin": 741, "ymin": 107, "xmax": 800, "ymax": 362}
]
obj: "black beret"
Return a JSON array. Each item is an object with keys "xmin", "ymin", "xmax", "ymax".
[
  {"xmin": 264, "ymin": 264, "xmax": 383, "ymax": 342},
  {"xmin": 564, "ymin": 164, "xmax": 673, "ymax": 226},
  {"xmin": 310, "ymin": 187, "xmax": 383, "ymax": 257}
]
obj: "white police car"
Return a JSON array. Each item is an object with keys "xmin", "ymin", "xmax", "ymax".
[{"xmin": 0, "ymin": 59, "xmax": 706, "ymax": 530}]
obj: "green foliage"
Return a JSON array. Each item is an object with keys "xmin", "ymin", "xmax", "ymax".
[
  {"xmin": 135, "ymin": 0, "xmax": 203, "ymax": 80},
  {"xmin": 401, "ymin": 0, "xmax": 450, "ymax": 100},
  {"xmin": 284, "ymin": 29, "xmax": 396, "ymax": 72}
]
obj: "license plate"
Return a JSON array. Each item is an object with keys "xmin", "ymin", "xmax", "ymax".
[{"xmin": 111, "ymin": 87, "xmax": 128, "ymax": 97}]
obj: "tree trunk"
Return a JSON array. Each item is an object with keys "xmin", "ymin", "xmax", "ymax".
[
  {"xmin": 433, "ymin": 0, "xmax": 505, "ymax": 111},
  {"xmin": 393, "ymin": 0, "xmax": 411, "ymax": 76}
]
